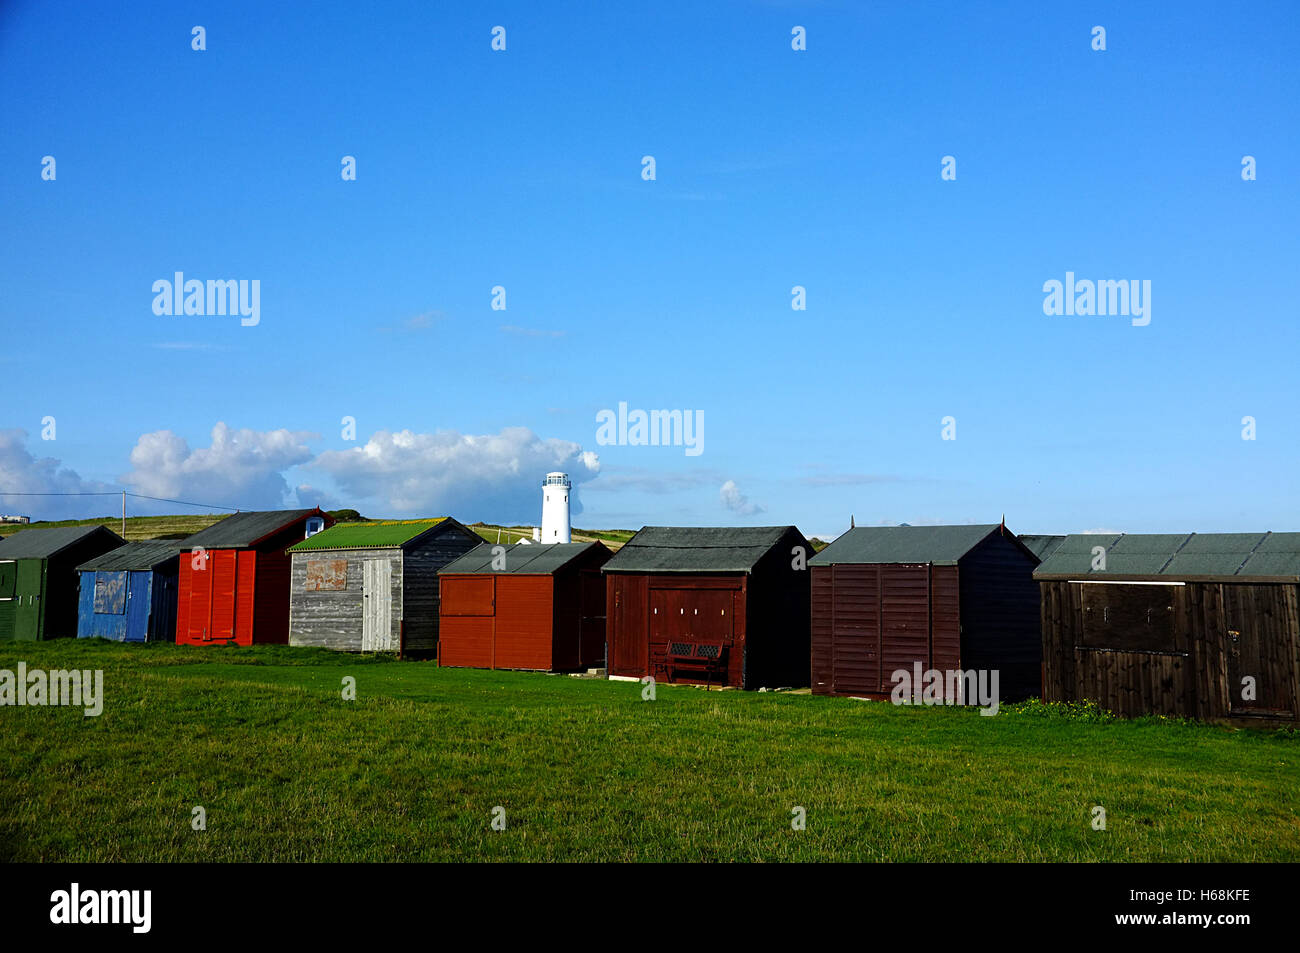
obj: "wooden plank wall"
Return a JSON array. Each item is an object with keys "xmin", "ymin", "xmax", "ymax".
[
  {"xmin": 402, "ymin": 531, "xmax": 480, "ymax": 656},
  {"xmin": 811, "ymin": 563, "xmax": 960, "ymax": 698},
  {"xmin": 743, "ymin": 527, "xmax": 812, "ymax": 689},
  {"xmin": 958, "ymin": 534, "xmax": 1041, "ymax": 700},
  {"xmin": 1040, "ymin": 580, "xmax": 1299, "ymax": 721},
  {"xmin": 288, "ymin": 548, "xmax": 403, "ymax": 651}
]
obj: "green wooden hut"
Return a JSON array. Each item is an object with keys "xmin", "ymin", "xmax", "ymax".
[{"xmin": 0, "ymin": 525, "xmax": 124, "ymax": 640}]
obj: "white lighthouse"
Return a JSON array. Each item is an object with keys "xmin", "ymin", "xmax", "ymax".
[{"xmin": 541, "ymin": 472, "xmax": 571, "ymax": 543}]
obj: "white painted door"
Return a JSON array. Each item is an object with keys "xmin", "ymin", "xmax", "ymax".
[{"xmin": 362, "ymin": 558, "xmax": 392, "ymax": 651}]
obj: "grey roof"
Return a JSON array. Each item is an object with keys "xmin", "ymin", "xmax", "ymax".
[
  {"xmin": 809, "ymin": 524, "xmax": 1009, "ymax": 567},
  {"xmin": 1019, "ymin": 534, "xmax": 1067, "ymax": 561},
  {"xmin": 76, "ymin": 541, "xmax": 182, "ymax": 572},
  {"xmin": 439, "ymin": 541, "xmax": 606, "ymax": 575},
  {"xmin": 180, "ymin": 509, "xmax": 320, "ymax": 550},
  {"xmin": 1033, "ymin": 532, "xmax": 1300, "ymax": 582},
  {"xmin": 602, "ymin": 526, "xmax": 799, "ymax": 573},
  {"xmin": 0, "ymin": 524, "xmax": 123, "ymax": 560}
]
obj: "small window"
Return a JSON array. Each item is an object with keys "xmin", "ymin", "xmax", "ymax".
[
  {"xmin": 93, "ymin": 572, "xmax": 128, "ymax": 615},
  {"xmin": 305, "ymin": 516, "xmax": 325, "ymax": 538},
  {"xmin": 1080, "ymin": 584, "xmax": 1177, "ymax": 652},
  {"xmin": 304, "ymin": 559, "xmax": 347, "ymax": 591}
]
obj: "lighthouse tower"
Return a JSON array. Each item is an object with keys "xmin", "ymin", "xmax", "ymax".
[{"xmin": 541, "ymin": 472, "xmax": 571, "ymax": 543}]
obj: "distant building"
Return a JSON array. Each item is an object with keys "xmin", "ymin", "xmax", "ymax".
[{"xmin": 0, "ymin": 515, "xmax": 31, "ymax": 525}]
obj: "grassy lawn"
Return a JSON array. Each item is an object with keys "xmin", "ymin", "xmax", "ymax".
[{"xmin": 1, "ymin": 640, "xmax": 1297, "ymax": 862}]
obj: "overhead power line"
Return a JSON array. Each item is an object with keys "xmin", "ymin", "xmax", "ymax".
[{"xmin": 0, "ymin": 490, "xmax": 243, "ymax": 512}]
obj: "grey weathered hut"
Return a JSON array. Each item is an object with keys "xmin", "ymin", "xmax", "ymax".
[{"xmin": 286, "ymin": 518, "xmax": 481, "ymax": 656}]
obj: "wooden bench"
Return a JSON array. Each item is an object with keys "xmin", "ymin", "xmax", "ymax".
[{"xmin": 662, "ymin": 640, "xmax": 727, "ymax": 688}]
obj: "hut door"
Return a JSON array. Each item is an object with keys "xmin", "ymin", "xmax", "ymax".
[
  {"xmin": 14, "ymin": 560, "xmax": 44, "ymax": 641},
  {"xmin": 362, "ymin": 559, "xmax": 392, "ymax": 652},
  {"xmin": 687, "ymin": 590, "xmax": 733, "ymax": 643},
  {"xmin": 1224, "ymin": 588, "xmax": 1293, "ymax": 716}
]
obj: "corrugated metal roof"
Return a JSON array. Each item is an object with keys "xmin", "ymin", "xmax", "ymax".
[
  {"xmin": 602, "ymin": 526, "xmax": 797, "ymax": 573},
  {"xmin": 1034, "ymin": 532, "xmax": 1300, "ymax": 581},
  {"xmin": 180, "ymin": 509, "xmax": 320, "ymax": 550},
  {"xmin": 76, "ymin": 541, "xmax": 182, "ymax": 572},
  {"xmin": 287, "ymin": 518, "xmax": 454, "ymax": 552},
  {"xmin": 439, "ymin": 541, "xmax": 606, "ymax": 575},
  {"xmin": 808, "ymin": 524, "xmax": 1004, "ymax": 566},
  {"xmin": 0, "ymin": 524, "xmax": 122, "ymax": 560},
  {"xmin": 1018, "ymin": 534, "xmax": 1067, "ymax": 561}
]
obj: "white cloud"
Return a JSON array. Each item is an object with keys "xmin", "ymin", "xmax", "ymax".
[
  {"xmin": 720, "ymin": 479, "xmax": 765, "ymax": 516},
  {"xmin": 122, "ymin": 422, "xmax": 316, "ymax": 509},
  {"xmin": 311, "ymin": 426, "xmax": 599, "ymax": 520},
  {"xmin": 379, "ymin": 311, "xmax": 447, "ymax": 333},
  {"xmin": 0, "ymin": 428, "xmax": 117, "ymax": 519}
]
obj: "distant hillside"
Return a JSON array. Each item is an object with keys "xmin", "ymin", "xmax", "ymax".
[
  {"xmin": 0, "ymin": 513, "xmax": 225, "ymax": 541},
  {"xmin": 0, "ymin": 514, "xmax": 634, "ymax": 550},
  {"xmin": 467, "ymin": 523, "xmax": 633, "ymax": 550}
]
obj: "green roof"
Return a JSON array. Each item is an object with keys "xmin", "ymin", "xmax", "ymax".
[
  {"xmin": 1018, "ymin": 534, "xmax": 1067, "ymax": 561},
  {"xmin": 0, "ymin": 524, "xmax": 123, "ymax": 560},
  {"xmin": 602, "ymin": 526, "xmax": 802, "ymax": 573},
  {"xmin": 180, "ymin": 509, "xmax": 321, "ymax": 550},
  {"xmin": 287, "ymin": 518, "xmax": 461, "ymax": 552},
  {"xmin": 440, "ymin": 541, "xmax": 608, "ymax": 575},
  {"xmin": 77, "ymin": 541, "xmax": 182, "ymax": 572},
  {"xmin": 1034, "ymin": 532, "xmax": 1300, "ymax": 581},
  {"xmin": 809, "ymin": 524, "xmax": 1009, "ymax": 567}
]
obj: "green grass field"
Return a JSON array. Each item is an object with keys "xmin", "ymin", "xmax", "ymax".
[{"xmin": 1, "ymin": 640, "xmax": 1296, "ymax": 862}]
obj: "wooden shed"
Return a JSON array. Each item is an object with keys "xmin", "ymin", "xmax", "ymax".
[
  {"xmin": 809, "ymin": 523, "xmax": 1042, "ymax": 700},
  {"xmin": 176, "ymin": 508, "xmax": 333, "ymax": 646},
  {"xmin": 602, "ymin": 526, "xmax": 811, "ymax": 689},
  {"xmin": 286, "ymin": 518, "xmax": 481, "ymax": 656},
  {"xmin": 439, "ymin": 541, "xmax": 612, "ymax": 671},
  {"xmin": 1035, "ymin": 532, "xmax": 1300, "ymax": 722},
  {"xmin": 76, "ymin": 541, "xmax": 180, "ymax": 643},
  {"xmin": 0, "ymin": 525, "xmax": 124, "ymax": 641}
]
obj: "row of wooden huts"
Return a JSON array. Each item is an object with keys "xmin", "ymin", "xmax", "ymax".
[{"xmin": 1, "ymin": 513, "xmax": 1297, "ymax": 723}]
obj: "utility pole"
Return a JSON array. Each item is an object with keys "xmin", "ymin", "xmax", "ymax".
[{"xmin": 121, "ymin": 491, "xmax": 126, "ymax": 538}]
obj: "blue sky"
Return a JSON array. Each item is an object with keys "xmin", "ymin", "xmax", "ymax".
[{"xmin": 1, "ymin": 0, "xmax": 1297, "ymax": 539}]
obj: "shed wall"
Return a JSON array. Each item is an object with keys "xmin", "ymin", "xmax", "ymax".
[
  {"xmin": 289, "ymin": 548, "xmax": 403, "ymax": 651},
  {"xmin": 609, "ymin": 574, "xmax": 749, "ymax": 687},
  {"xmin": 958, "ymin": 534, "xmax": 1042, "ymax": 700},
  {"xmin": 1041, "ymin": 579, "xmax": 1300, "ymax": 721},
  {"xmin": 401, "ymin": 530, "xmax": 480, "ymax": 656},
  {"xmin": 811, "ymin": 564, "xmax": 960, "ymax": 697}
]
